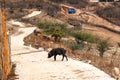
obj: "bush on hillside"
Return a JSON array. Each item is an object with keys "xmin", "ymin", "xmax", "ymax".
[
  {"xmin": 97, "ymin": 39, "xmax": 110, "ymax": 57},
  {"xmin": 69, "ymin": 43, "xmax": 84, "ymax": 51},
  {"xmin": 63, "ymin": 41, "xmax": 84, "ymax": 51},
  {"xmin": 96, "ymin": 6, "xmax": 120, "ymax": 26},
  {"xmin": 72, "ymin": 31, "xmax": 100, "ymax": 43},
  {"xmin": 36, "ymin": 21, "xmax": 69, "ymax": 42}
]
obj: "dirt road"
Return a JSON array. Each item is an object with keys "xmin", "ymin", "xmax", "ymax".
[{"xmin": 10, "ymin": 20, "xmax": 115, "ymax": 80}]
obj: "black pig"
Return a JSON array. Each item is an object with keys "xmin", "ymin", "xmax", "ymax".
[{"xmin": 48, "ymin": 48, "xmax": 68, "ymax": 61}]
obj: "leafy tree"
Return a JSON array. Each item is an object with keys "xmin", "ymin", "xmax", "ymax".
[{"xmin": 37, "ymin": 21, "xmax": 69, "ymax": 42}]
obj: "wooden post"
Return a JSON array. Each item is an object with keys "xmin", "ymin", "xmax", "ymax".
[
  {"xmin": 1, "ymin": 7, "xmax": 10, "ymax": 79},
  {"xmin": 0, "ymin": 0, "xmax": 11, "ymax": 79},
  {"xmin": 0, "ymin": 7, "xmax": 4, "ymax": 80}
]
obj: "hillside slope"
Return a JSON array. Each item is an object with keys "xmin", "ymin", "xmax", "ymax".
[
  {"xmin": 59, "ymin": 3, "xmax": 120, "ymax": 45},
  {"xmin": 10, "ymin": 19, "xmax": 115, "ymax": 80}
]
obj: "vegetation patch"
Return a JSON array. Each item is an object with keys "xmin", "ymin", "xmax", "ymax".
[
  {"xmin": 71, "ymin": 30, "xmax": 100, "ymax": 43},
  {"xmin": 36, "ymin": 21, "xmax": 70, "ymax": 42},
  {"xmin": 97, "ymin": 39, "xmax": 110, "ymax": 57},
  {"xmin": 96, "ymin": 5, "xmax": 120, "ymax": 26},
  {"xmin": 7, "ymin": 64, "xmax": 18, "ymax": 80}
]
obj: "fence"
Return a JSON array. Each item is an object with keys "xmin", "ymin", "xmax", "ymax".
[{"xmin": 0, "ymin": 8, "xmax": 11, "ymax": 80}]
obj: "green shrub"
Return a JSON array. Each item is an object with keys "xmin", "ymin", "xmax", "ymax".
[
  {"xmin": 64, "ymin": 41, "xmax": 84, "ymax": 51},
  {"xmin": 36, "ymin": 21, "xmax": 69, "ymax": 42},
  {"xmin": 72, "ymin": 31, "xmax": 100, "ymax": 43},
  {"xmin": 97, "ymin": 39, "xmax": 110, "ymax": 57},
  {"xmin": 69, "ymin": 43, "xmax": 84, "ymax": 50}
]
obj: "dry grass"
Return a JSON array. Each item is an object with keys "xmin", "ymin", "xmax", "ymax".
[
  {"xmin": 72, "ymin": 50, "xmax": 120, "ymax": 77},
  {"xmin": 7, "ymin": 63, "xmax": 18, "ymax": 80}
]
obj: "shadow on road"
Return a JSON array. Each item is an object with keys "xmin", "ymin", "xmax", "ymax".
[{"xmin": 12, "ymin": 50, "xmax": 41, "ymax": 56}]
